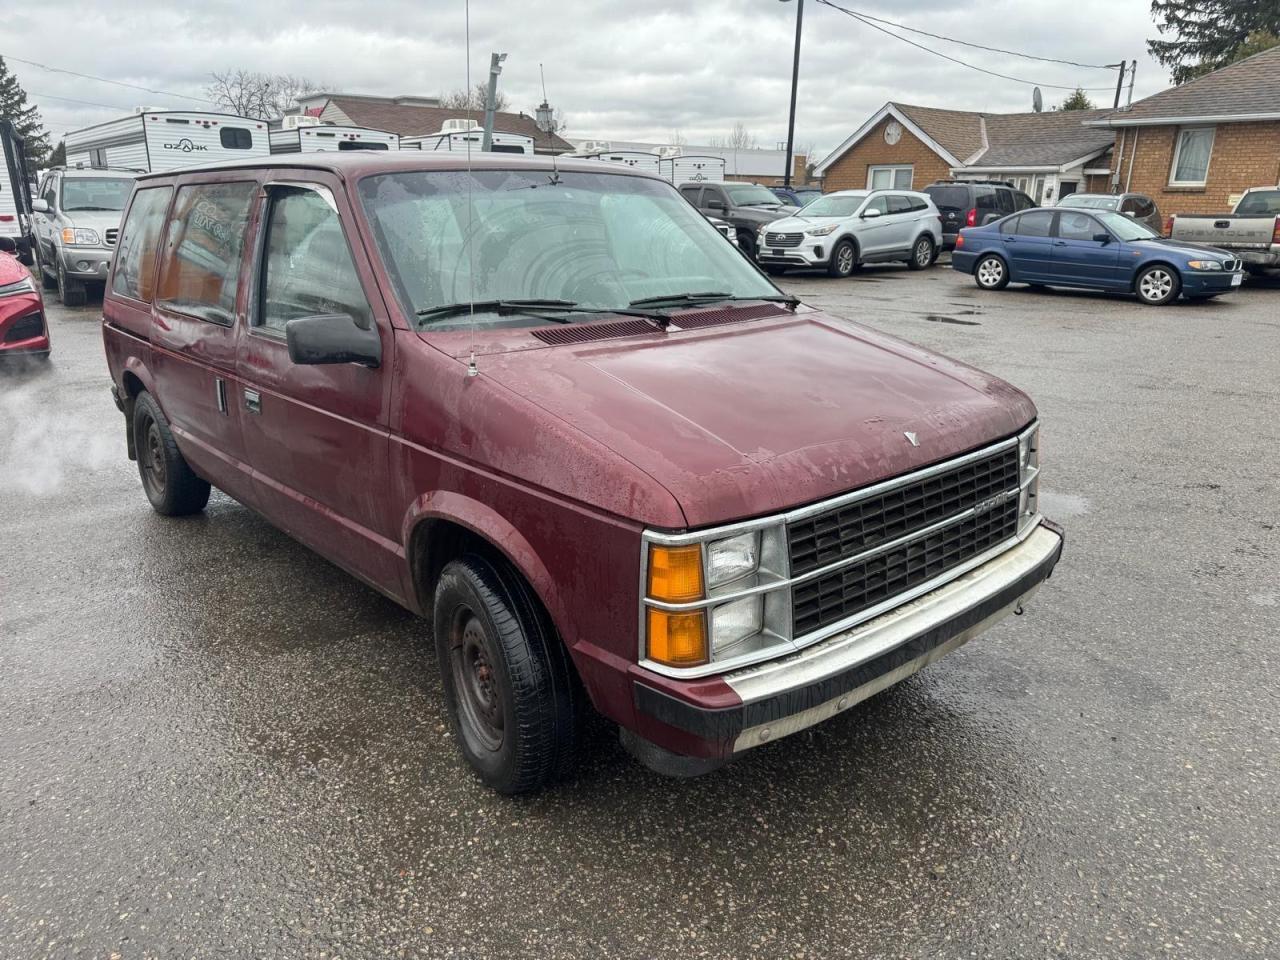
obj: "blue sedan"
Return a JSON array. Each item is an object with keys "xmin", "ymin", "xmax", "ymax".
[{"xmin": 952, "ymin": 207, "xmax": 1245, "ymax": 305}]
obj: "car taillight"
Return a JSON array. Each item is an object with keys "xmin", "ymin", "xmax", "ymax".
[
  {"xmin": 1273, "ymin": 216, "xmax": 1280, "ymax": 245},
  {"xmin": 1164, "ymin": 215, "xmax": 1175, "ymax": 236},
  {"xmin": 955, "ymin": 233, "xmax": 965, "ymax": 248},
  {"xmin": 965, "ymin": 208, "xmax": 977, "ymax": 227}
]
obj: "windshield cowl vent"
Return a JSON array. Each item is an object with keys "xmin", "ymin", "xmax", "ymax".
[
  {"xmin": 667, "ymin": 302, "xmax": 789, "ymax": 330},
  {"xmin": 531, "ymin": 319, "xmax": 662, "ymax": 346}
]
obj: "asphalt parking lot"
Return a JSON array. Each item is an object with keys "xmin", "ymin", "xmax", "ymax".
[{"xmin": 2, "ymin": 262, "xmax": 1278, "ymax": 959}]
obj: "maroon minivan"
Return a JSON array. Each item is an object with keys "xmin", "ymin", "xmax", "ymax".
[{"xmin": 102, "ymin": 153, "xmax": 1063, "ymax": 793}]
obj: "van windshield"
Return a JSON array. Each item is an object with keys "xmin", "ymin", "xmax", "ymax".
[
  {"xmin": 61, "ymin": 178, "xmax": 134, "ymax": 212},
  {"xmin": 358, "ymin": 169, "xmax": 779, "ymax": 329}
]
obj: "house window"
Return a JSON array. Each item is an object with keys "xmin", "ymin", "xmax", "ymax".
[
  {"xmin": 1170, "ymin": 127, "xmax": 1214, "ymax": 186},
  {"xmin": 867, "ymin": 165, "xmax": 913, "ymax": 190}
]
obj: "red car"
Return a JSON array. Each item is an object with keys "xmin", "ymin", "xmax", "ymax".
[
  {"xmin": 101, "ymin": 154, "xmax": 1063, "ymax": 793},
  {"xmin": 0, "ymin": 237, "xmax": 49, "ymax": 357}
]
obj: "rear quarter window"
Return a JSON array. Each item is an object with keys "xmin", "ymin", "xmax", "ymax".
[
  {"xmin": 1236, "ymin": 190, "xmax": 1280, "ymax": 216},
  {"xmin": 111, "ymin": 186, "xmax": 172, "ymax": 302},
  {"xmin": 925, "ymin": 185, "xmax": 968, "ymax": 212}
]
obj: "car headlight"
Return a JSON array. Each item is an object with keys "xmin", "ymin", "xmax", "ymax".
[
  {"xmin": 62, "ymin": 227, "xmax": 101, "ymax": 246},
  {"xmin": 804, "ymin": 223, "xmax": 839, "ymax": 236},
  {"xmin": 1186, "ymin": 260, "xmax": 1223, "ymax": 271},
  {"xmin": 1017, "ymin": 422, "xmax": 1040, "ymax": 534},
  {"xmin": 0, "ymin": 275, "xmax": 37, "ymax": 297},
  {"xmin": 642, "ymin": 526, "xmax": 790, "ymax": 671}
]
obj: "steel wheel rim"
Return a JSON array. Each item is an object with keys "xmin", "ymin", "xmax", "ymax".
[
  {"xmin": 143, "ymin": 420, "xmax": 166, "ymax": 494},
  {"xmin": 1140, "ymin": 269, "xmax": 1173, "ymax": 301},
  {"xmin": 978, "ymin": 258, "xmax": 1003, "ymax": 286},
  {"xmin": 837, "ymin": 245, "xmax": 854, "ymax": 274},
  {"xmin": 450, "ymin": 609, "xmax": 504, "ymax": 753},
  {"xmin": 915, "ymin": 238, "xmax": 931, "ymax": 265}
]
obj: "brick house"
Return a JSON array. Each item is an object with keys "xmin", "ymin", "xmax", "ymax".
[
  {"xmin": 291, "ymin": 92, "xmax": 575, "ymax": 155},
  {"xmin": 1082, "ymin": 45, "xmax": 1280, "ymax": 214},
  {"xmin": 814, "ymin": 102, "xmax": 1115, "ymax": 205}
]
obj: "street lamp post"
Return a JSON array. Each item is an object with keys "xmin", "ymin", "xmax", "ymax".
[{"xmin": 780, "ymin": 0, "xmax": 804, "ymax": 188}]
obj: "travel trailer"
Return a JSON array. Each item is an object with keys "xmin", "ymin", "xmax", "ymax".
[
  {"xmin": 64, "ymin": 109, "xmax": 270, "ymax": 173},
  {"xmin": 577, "ymin": 150, "xmax": 662, "ymax": 177},
  {"xmin": 269, "ymin": 121, "xmax": 400, "ymax": 154},
  {"xmin": 403, "ymin": 120, "xmax": 534, "ymax": 155},
  {"xmin": 660, "ymin": 155, "xmax": 727, "ymax": 184}
]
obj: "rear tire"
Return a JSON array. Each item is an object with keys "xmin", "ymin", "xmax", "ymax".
[
  {"xmin": 736, "ymin": 230, "xmax": 757, "ymax": 260},
  {"xmin": 1135, "ymin": 264, "xmax": 1180, "ymax": 305},
  {"xmin": 974, "ymin": 254, "xmax": 1010, "ymax": 290},
  {"xmin": 908, "ymin": 234, "xmax": 934, "ymax": 271},
  {"xmin": 132, "ymin": 391, "xmax": 211, "ymax": 516},
  {"xmin": 764, "ymin": 265, "xmax": 787, "ymax": 277},
  {"xmin": 827, "ymin": 239, "xmax": 858, "ymax": 278},
  {"xmin": 434, "ymin": 554, "xmax": 581, "ymax": 794},
  {"xmin": 56, "ymin": 260, "xmax": 87, "ymax": 307}
]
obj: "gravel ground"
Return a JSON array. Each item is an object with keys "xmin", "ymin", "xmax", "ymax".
[{"xmin": 1, "ymin": 262, "xmax": 1277, "ymax": 959}]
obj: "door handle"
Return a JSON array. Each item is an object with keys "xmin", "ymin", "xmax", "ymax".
[
  {"xmin": 1003, "ymin": 237, "xmax": 1017, "ymax": 242},
  {"xmin": 244, "ymin": 388, "xmax": 261, "ymax": 415},
  {"xmin": 1053, "ymin": 241, "xmax": 1068, "ymax": 246}
]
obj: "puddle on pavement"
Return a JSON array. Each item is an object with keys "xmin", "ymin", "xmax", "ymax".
[
  {"xmin": 923, "ymin": 314, "xmax": 981, "ymax": 326},
  {"xmin": 1037, "ymin": 489, "xmax": 1090, "ymax": 518}
]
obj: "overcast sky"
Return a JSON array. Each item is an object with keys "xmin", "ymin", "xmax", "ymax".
[{"xmin": 10, "ymin": 0, "xmax": 1171, "ymax": 158}]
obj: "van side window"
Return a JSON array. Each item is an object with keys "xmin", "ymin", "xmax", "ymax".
[
  {"xmin": 111, "ymin": 186, "xmax": 172, "ymax": 302},
  {"xmin": 258, "ymin": 186, "xmax": 372, "ymax": 334},
  {"xmin": 156, "ymin": 181, "xmax": 256, "ymax": 325},
  {"xmin": 220, "ymin": 127, "xmax": 253, "ymax": 150}
]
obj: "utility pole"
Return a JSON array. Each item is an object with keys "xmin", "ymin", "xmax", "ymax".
[
  {"xmin": 1110, "ymin": 61, "xmax": 1127, "ymax": 109},
  {"xmin": 780, "ymin": 0, "xmax": 804, "ymax": 187},
  {"xmin": 481, "ymin": 52, "xmax": 507, "ymax": 152},
  {"xmin": 1125, "ymin": 59, "xmax": 1137, "ymax": 108}
]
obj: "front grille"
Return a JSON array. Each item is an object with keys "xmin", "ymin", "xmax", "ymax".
[
  {"xmin": 1223, "ymin": 258, "xmax": 1240, "ymax": 271},
  {"xmin": 105, "ymin": 228, "xmax": 119, "ymax": 246},
  {"xmin": 4, "ymin": 312, "xmax": 45, "ymax": 343},
  {"xmin": 764, "ymin": 232, "xmax": 803, "ymax": 248},
  {"xmin": 792, "ymin": 502, "xmax": 1018, "ymax": 635},
  {"xmin": 787, "ymin": 445, "xmax": 1021, "ymax": 636}
]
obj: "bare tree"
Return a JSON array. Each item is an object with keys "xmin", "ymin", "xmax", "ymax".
[
  {"xmin": 728, "ymin": 121, "xmax": 757, "ymax": 151},
  {"xmin": 668, "ymin": 129, "xmax": 687, "ymax": 149},
  {"xmin": 440, "ymin": 82, "xmax": 510, "ymax": 112},
  {"xmin": 206, "ymin": 69, "xmax": 321, "ymax": 119},
  {"xmin": 706, "ymin": 134, "xmax": 727, "ymax": 149}
]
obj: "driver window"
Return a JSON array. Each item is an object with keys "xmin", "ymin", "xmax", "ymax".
[
  {"xmin": 1057, "ymin": 211, "xmax": 1100, "ymax": 241},
  {"xmin": 863, "ymin": 196, "xmax": 889, "ymax": 215},
  {"xmin": 258, "ymin": 186, "xmax": 372, "ymax": 334}
]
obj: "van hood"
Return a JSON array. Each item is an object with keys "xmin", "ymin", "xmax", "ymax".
[{"xmin": 447, "ymin": 310, "xmax": 1036, "ymax": 528}]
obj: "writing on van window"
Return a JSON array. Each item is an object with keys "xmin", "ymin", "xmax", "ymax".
[{"xmin": 156, "ymin": 182, "xmax": 255, "ymax": 324}]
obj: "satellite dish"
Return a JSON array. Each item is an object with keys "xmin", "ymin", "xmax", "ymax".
[{"xmin": 1033, "ymin": 87, "xmax": 1043, "ymax": 112}]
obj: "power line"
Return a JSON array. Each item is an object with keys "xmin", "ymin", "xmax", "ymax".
[
  {"xmin": 822, "ymin": 3, "xmax": 1118, "ymax": 70},
  {"xmin": 32, "ymin": 90, "xmax": 128, "ymax": 110},
  {"xmin": 815, "ymin": 0, "xmax": 1118, "ymax": 92},
  {"xmin": 2, "ymin": 53, "xmax": 215, "ymax": 105}
]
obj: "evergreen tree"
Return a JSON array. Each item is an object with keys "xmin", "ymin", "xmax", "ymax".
[
  {"xmin": 1055, "ymin": 88, "xmax": 1095, "ymax": 111},
  {"xmin": 0, "ymin": 56, "xmax": 52, "ymax": 164},
  {"xmin": 49, "ymin": 140, "xmax": 66, "ymax": 166},
  {"xmin": 1149, "ymin": 0, "xmax": 1280, "ymax": 84}
]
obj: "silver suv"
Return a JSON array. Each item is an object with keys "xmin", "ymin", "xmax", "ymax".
[{"xmin": 32, "ymin": 168, "xmax": 138, "ymax": 305}]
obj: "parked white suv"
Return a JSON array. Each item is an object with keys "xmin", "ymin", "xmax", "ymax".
[{"xmin": 757, "ymin": 189, "xmax": 943, "ymax": 277}]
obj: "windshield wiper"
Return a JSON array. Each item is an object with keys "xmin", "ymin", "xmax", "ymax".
[
  {"xmin": 415, "ymin": 299, "xmax": 583, "ymax": 324},
  {"xmin": 629, "ymin": 292, "xmax": 800, "ymax": 311}
]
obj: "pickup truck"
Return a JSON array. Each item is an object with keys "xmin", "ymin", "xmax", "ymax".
[{"xmin": 1168, "ymin": 187, "xmax": 1280, "ymax": 274}]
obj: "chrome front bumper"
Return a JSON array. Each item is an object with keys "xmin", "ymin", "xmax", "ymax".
[{"xmin": 633, "ymin": 520, "xmax": 1063, "ymax": 755}]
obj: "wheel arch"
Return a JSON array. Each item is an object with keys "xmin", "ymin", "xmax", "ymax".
[
  {"xmin": 975, "ymin": 249, "xmax": 1010, "ymax": 274},
  {"xmin": 119, "ymin": 360, "xmax": 158, "ymax": 461},
  {"xmin": 1132, "ymin": 259, "xmax": 1182, "ymax": 291}
]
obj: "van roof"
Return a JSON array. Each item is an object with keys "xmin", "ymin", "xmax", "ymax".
[{"xmin": 136, "ymin": 151, "xmax": 655, "ymax": 184}]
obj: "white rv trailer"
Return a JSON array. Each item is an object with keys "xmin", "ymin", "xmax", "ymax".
[
  {"xmin": 659, "ymin": 155, "xmax": 727, "ymax": 184},
  {"xmin": 579, "ymin": 150, "xmax": 663, "ymax": 177},
  {"xmin": 403, "ymin": 130, "xmax": 535, "ymax": 155},
  {"xmin": 64, "ymin": 110, "xmax": 270, "ymax": 173},
  {"xmin": 269, "ymin": 124, "xmax": 400, "ymax": 154}
]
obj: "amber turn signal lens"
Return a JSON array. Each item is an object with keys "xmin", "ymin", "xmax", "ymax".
[
  {"xmin": 647, "ymin": 608, "xmax": 708, "ymax": 666},
  {"xmin": 647, "ymin": 544, "xmax": 704, "ymax": 603}
]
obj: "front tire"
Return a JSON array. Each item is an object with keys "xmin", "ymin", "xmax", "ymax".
[
  {"xmin": 974, "ymin": 254, "xmax": 1010, "ymax": 290},
  {"xmin": 434, "ymin": 554, "xmax": 581, "ymax": 794},
  {"xmin": 827, "ymin": 239, "xmax": 858, "ymax": 278},
  {"xmin": 132, "ymin": 391, "xmax": 211, "ymax": 516},
  {"xmin": 908, "ymin": 234, "xmax": 934, "ymax": 271},
  {"xmin": 1135, "ymin": 264, "xmax": 1180, "ymax": 305},
  {"xmin": 56, "ymin": 259, "xmax": 87, "ymax": 307},
  {"xmin": 736, "ymin": 230, "xmax": 757, "ymax": 260}
]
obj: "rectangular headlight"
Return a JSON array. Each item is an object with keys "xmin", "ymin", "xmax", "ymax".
[
  {"xmin": 711, "ymin": 595, "xmax": 764, "ymax": 656},
  {"xmin": 706, "ymin": 531, "xmax": 759, "ymax": 588}
]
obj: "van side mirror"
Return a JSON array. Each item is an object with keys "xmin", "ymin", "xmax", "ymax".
[
  {"xmin": 286, "ymin": 314, "xmax": 381, "ymax": 368},
  {"xmin": 32, "ymin": 198, "xmax": 50, "ymax": 214}
]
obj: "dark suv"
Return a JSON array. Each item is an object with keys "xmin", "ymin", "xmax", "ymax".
[
  {"xmin": 924, "ymin": 181, "xmax": 1035, "ymax": 250},
  {"xmin": 679, "ymin": 182, "xmax": 795, "ymax": 258}
]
